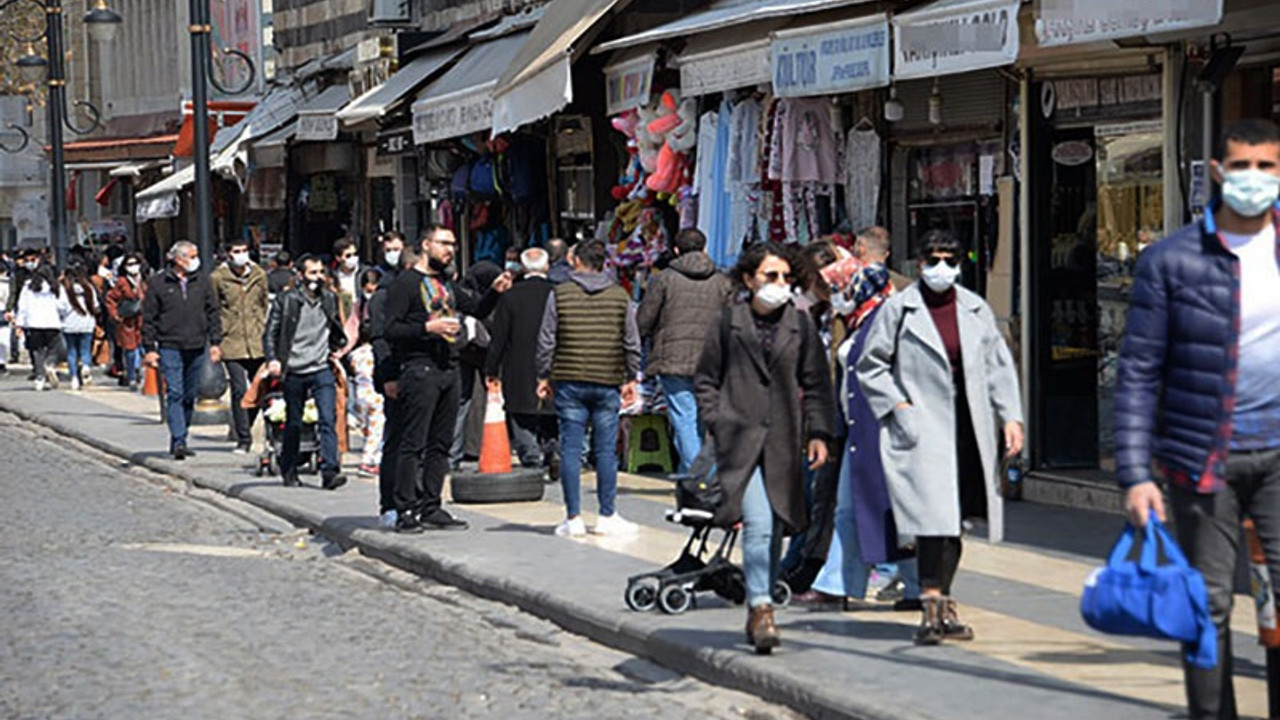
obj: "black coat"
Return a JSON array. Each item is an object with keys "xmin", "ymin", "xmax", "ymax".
[
  {"xmin": 695, "ymin": 300, "xmax": 834, "ymax": 534},
  {"xmin": 262, "ymin": 287, "xmax": 347, "ymax": 374},
  {"xmin": 486, "ymin": 275, "xmax": 554, "ymax": 415},
  {"xmin": 142, "ymin": 268, "xmax": 223, "ymax": 352}
]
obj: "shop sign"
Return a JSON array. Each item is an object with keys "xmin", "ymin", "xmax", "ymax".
[
  {"xmin": 680, "ymin": 41, "xmax": 771, "ymax": 97},
  {"xmin": 1189, "ymin": 160, "xmax": 1208, "ymax": 212},
  {"xmin": 1052, "ymin": 140, "xmax": 1093, "ymax": 166},
  {"xmin": 604, "ymin": 54, "xmax": 655, "ymax": 116},
  {"xmin": 1035, "ymin": 0, "xmax": 1223, "ymax": 48},
  {"xmin": 377, "ymin": 128, "xmax": 414, "ymax": 156},
  {"xmin": 296, "ymin": 113, "xmax": 339, "ymax": 142},
  {"xmin": 1043, "ymin": 74, "xmax": 1161, "ymax": 122},
  {"xmin": 771, "ymin": 18, "xmax": 890, "ymax": 98},
  {"xmin": 412, "ymin": 86, "xmax": 494, "ymax": 145},
  {"xmin": 893, "ymin": 0, "xmax": 1019, "ymax": 80}
]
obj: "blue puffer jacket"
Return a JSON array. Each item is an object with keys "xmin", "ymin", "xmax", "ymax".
[{"xmin": 1113, "ymin": 210, "xmax": 1264, "ymax": 493}]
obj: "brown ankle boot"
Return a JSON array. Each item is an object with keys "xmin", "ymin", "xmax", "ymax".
[
  {"xmin": 914, "ymin": 597, "xmax": 944, "ymax": 645},
  {"xmin": 747, "ymin": 605, "xmax": 781, "ymax": 654},
  {"xmin": 941, "ymin": 598, "xmax": 975, "ymax": 641}
]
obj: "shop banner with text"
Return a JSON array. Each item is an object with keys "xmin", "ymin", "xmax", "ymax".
[
  {"xmin": 893, "ymin": 0, "xmax": 1019, "ymax": 80},
  {"xmin": 772, "ymin": 17, "xmax": 890, "ymax": 97},
  {"xmin": 1035, "ymin": 0, "xmax": 1222, "ymax": 47}
]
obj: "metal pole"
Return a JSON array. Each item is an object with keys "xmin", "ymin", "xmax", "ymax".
[
  {"xmin": 46, "ymin": 0, "xmax": 68, "ymax": 269},
  {"xmin": 189, "ymin": 0, "xmax": 213, "ymax": 263}
]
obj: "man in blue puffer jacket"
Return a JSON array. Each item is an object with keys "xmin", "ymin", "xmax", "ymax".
[{"xmin": 1117, "ymin": 119, "xmax": 1280, "ymax": 720}]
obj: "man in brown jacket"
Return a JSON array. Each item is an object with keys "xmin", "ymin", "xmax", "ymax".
[
  {"xmin": 211, "ymin": 239, "xmax": 269, "ymax": 453},
  {"xmin": 637, "ymin": 228, "xmax": 732, "ymax": 473}
]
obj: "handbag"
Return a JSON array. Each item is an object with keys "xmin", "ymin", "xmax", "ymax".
[
  {"xmin": 674, "ymin": 439, "xmax": 724, "ymax": 520},
  {"xmin": 1081, "ymin": 519, "xmax": 1217, "ymax": 668},
  {"xmin": 117, "ymin": 298, "xmax": 142, "ymax": 319}
]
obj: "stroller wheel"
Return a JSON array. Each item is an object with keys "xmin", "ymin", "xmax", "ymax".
[
  {"xmin": 659, "ymin": 584, "xmax": 693, "ymax": 615},
  {"xmin": 625, "ymin": 579, "xmax": 659, "ymax": 613},
  {"xmin": 772, "ymin": 579, "xmax": 793, "ymax": 609}
]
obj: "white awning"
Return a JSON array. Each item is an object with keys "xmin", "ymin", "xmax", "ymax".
[
  {"xmin": 594, "ymin": 0, "xmax": 875, "ymax": 53},
  {"xmin": 296, "ymin": 84, "xmax": 351, "ymax": 142},
  {"xmin": 135, "ymin": 163, "xmax": 192, "ymax": 220},
  {"xmin": 337, "ymin": 46, "xmax": 462, "ymax": 127},
  {"xmin": 674, "ymin": 19, "xmax": 788, "ymax": 97},
  {"xmin": 1035, "ymin": 0, "xmax": 1222, "ymax": 48},
  {"xmin": 491, "ymin": 0, "xmax": 631, "ymax": 134},
  {"xmin": 892, "ymin": 0, "xmax": 1020, "ymax": 81},
  {"xmin": 209, "ymin": 85, "xmax": 306, "ymax": 186},
  {"xmin": 411, "ymin": 31, "xmax": 530, "ymax": 145},
  {"xmin": 109, "ymin": 159, "xmax": 165, "ymax": 178}
]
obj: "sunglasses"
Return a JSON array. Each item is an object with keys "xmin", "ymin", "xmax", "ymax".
[
  {"xmin": 924, "ymin": 256, "xmax": 961, "ymax": 268},
  {"xmin": 759, "ymin": 270, "xmax": 795, "ymax": 284}
]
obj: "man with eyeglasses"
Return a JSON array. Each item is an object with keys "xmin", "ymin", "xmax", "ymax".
[{"xmin": 384, "ymin": 226, "xmax": 512, "ymax": 533}]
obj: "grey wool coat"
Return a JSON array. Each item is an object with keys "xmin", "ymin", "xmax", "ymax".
[
  {"xmin": 855, "ymin": 284, "xmax": 1023, "ymax": 544},
  {"xmin": 695, "ymin": 299, "xmax": 835, "ymax": 534}
]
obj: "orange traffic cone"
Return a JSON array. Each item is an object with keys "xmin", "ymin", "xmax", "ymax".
[
  {"xmin": 478, "ymin": 380, "xmax": 512, "ymax": 474},
  {"xmin": 142, "ymin": 364, "xmax": 162, "ymax": 396}
]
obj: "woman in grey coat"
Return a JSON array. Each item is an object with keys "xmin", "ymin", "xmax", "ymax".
[
  {"xmin": 695, "ymin": 242, "xmax": 834, "ymax": 654},
  {"xmin": 856, "ymin": 230, "xmax": 1024, "ymax": 645}
]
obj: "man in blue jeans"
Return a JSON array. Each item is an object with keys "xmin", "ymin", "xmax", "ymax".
[
  {"xmin": 537, "ymin": 239, "xmax": 642, "ymax": 538},
  {"xmin": 636, "ymin": 229, "xmax": 733, "ymax": 473},
  {"xmin": 263, "ymin": 255, "xmax": 349, "ymax": 490},
  {"xmin": 142, "ymin": 241, "xmax": 222, "ymax": 460}
]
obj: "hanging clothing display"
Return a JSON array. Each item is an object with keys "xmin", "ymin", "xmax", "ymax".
[
  {"xmin": 763, "ymin": 97, "xmax": 839, "ymax": 245},
  {"xmin": 845, "ymin": 128, "xmax": 881, "ymax": 232},
  {"xmin": 695, "ymin": 100, "xmax": 736, "ymax": 267},
  {"xmin": 725, "ymin": 97, "xmax": 763, "ymax": 265}
]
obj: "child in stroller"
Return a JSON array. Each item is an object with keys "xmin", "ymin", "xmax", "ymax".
[{"xmin": 255, "ymin": 375, "xmax": 322, "ymax": 477}]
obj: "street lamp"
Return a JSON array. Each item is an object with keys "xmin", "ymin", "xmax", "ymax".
[{"xmin": 2, "ymin": 0, "xmax": 121, "ymax": 268}]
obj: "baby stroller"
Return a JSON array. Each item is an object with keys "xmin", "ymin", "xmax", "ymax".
[
  {"xmin": 255, "ymin": 377, "xmax": 321, "ymax": 477},
  {"xmin": 623, "ymin": 463, "xmax": 792, "ymax": 615}
]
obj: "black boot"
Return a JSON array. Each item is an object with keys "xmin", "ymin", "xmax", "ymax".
[
  {"xmin": 941, "ymin": 598, "xmax": 975, "ymax": 641},
  {"xmin": 914, "ymin": 597, "xmax": 945, "ymax": 645}
]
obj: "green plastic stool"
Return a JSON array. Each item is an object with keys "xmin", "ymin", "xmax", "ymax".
[{"xmin": 625, "ymin": 414, "xmax": 675, "ymax": 475}]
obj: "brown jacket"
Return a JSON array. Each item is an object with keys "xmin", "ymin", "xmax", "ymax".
[
  {"xmin": 694, "ymin": 300, "xmax": 834, "ymax": 533},
  {"xmin": 637, "ymin": 252, "xmax": 733, "ymax": 377},
  {"xmin": 104, "ymin": 276, "xmax": 146, "ymax": 350},
  {"xmin": 210, "ymin": 262, "xmax": 268, "ymax": 360}
]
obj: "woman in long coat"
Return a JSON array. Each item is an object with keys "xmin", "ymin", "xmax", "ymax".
[
  {"xmin": 856, "ymin": 230, "xmax": 1023, "ymax": 645},
  {"xmin": 695, "ymin": 242, "xmax": 834, "ymax": 654},
  {"xmin": 104, "ymin": 252, "xmax": 148, "ymax": 389}
]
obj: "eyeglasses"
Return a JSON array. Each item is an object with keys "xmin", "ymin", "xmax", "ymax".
[
  {"xmin": 924, "ymin": 256, "xmax": 961, "ymax": 268},
  {"xmin": 759, "ymin": 270, "xmax": 795, "ymax": 284}
]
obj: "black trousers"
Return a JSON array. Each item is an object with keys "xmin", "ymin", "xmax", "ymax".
[
  {"xmin": 917, "ymin": 536, "xmax": 963, "ymax": 595},
  {"xmin": 379, "ymin": 394, "xmax": 403, "ymax": 514},
  {"xmin": 224, "ymin": 357, "xmax": 263, "ymax": 446},
  {"xmin": 510, "ymin": 412, "xmax": 558, "ymax": 467},
  {"xmin": 393, "ymin": 363, "xmax": 460, "ymax": 517}
]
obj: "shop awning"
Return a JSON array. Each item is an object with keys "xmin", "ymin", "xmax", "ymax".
[
  {"xmin": 337, "ymin": 46, "xmax": 463, "ymax": 127},
  {"xmin": 254, "ymin": 121, "xmax": 296, "ymax": 149},
  {"xmin": 490, "ymin": 0, "xmax": 633, "ymax": 135},
  {"xmin": 109, "ymin": 159, "xmax": 166, "ymax": 178},
  {"xmin": 674, "ymin": 19, "xmax": 787, "ymax": 97},
  {"xmin": 172, "ymin": 100, "xmax": 255, "ymax": 157},
  {"xmin": 210, "ymin": 84, "xmax": 305, "ymax": 186},
  {"xmin": 296, "ymin": 84, "xmax": 351, "ymax": 142},
  {"xmin": 594, "ymin": 0, "xmax": 875, "ymax": 53},
  {"xmin": 59, "ymin": 133, "xmax": 179, "ymax": 163},
  {"xmin": 892, "ymin": 0, "xmax": 1020, "ymax": 81},
  {"xmin": 411, "ymin": 30, "xmax": 530, "ymax": 145},
  {"xmin": 134, "ymin": 163, "xmax": 192, "ymax": 221},
  {"xmin": 1034, "ymin": 0, "xmax": 1222, "ymax": 48}
]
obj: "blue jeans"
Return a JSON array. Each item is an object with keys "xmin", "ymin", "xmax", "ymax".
[
  {"xmin": 742, "ymin": 467, "xmax": 783, "ymax": 608},
  {"xmin": 159, "ymin": 347, "xmax": 205, "ymax": 451},
  {"xmin": 64, "ymin": 332, "xmax": 92, "ymax": 380},
  {"xmin": 658, "ymin": 375, "xmax": 701, "ymax": 474},
  {"xmin": 811, "ymin": 459, "xmax": 921, "ymax": 599},
  {"xmin": 124, "ymin": 347, "xmax": 142, "ymax": 385},
  {"xmin": 282, "ymin": 367, "xmax": 340, "ymax": 475},
  {"xmin": 555, "ymin": 381, "xmax": 620, "ymax": 519}
]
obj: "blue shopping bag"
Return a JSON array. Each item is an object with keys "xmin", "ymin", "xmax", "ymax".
[{"xmin": 1081, "ymin": 519, "xmax": 1217, "ymax": 668}]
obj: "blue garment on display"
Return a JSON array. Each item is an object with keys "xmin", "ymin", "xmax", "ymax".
[{"xmin": 702, "ymin": 100, "xmax": 735, "ymax": 269}]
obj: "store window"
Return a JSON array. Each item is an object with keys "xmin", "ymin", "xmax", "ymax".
[{"xmin": 905, "ymin": 140, "xmax": 1002, "ymax": 292}]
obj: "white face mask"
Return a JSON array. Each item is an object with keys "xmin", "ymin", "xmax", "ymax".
[
  {"xmin": 754, "ymin": 283, "xmax": 792, "ymax": 311},
  {"xmin": 306, "ymin": 278, "xmax": 323, "ymax": 293},
  {"xmin": 98, "ymin": 265, "xmax": 113, "ymax": 278},
  {"xmin": 1221, "ymin": 169, "xmax": 1280, "ymax": 218},
  {"xmin": 830, "ymin": 290, "xmax": 857, "ymax": 317},
  {"xmin": 921, "ymin": 261, "xmax": 961, "ymax": 293},
  {"xmin": 384, "ymin": 250, "xmax": 401, "ymax": 267},
  {"xmin": 343, "ymin": 255, "xmax": 359, "ymax": 271},
  {"xmin": 125, "ymin": 264, "xmax": 141, "ymax": 276},
  {"xmin": 230, "ymin": 252, "xmax": 250, "ymax": 268},
  {"xmin": 185, "ymin": 257, "xmax": 201, "ymax": 274}
]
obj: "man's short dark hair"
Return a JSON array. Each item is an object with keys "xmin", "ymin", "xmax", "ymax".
[
  {"xmin": 673, "ymin": 228, "xmax": 707, "ymax": 254},
  {"xmin": 383, "ymin": 231, "xmax": 405, "ymax": 245},
  {"xmin": 574, "ymin": 239, "xmax": 608, "ymax": 271},
  {"xmin": 333, "ymin": 237, "xmax": 357, "ymax": 255},
  {"xmin": 916, "ymin": 229, "xmax": 964, "ymax": 260},
  {"xmin": 419, "ymin": 224, "xmax": 450, "ymax": 250},
  {"xmin": 546, "ymin": 238, "xmax": 568, "ymax": 263},
  {"xmin": 298, "ymin": 254, "xmax": 324, "ymax": 271},
  {"xmin": 273, "ymin": 251, "xmax": 292, "ymax": 267},
  {"xmin": 1217, "ymin": 119, "xmax": 1280, "ymax": 159},
  {"xmin": 223, "ymin": 239, "xmax": 250, "ymax": 253}
]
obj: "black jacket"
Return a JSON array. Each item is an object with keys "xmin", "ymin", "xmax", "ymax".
[
  {"xmin": 262, "ymin": 286, "xmax": 347, "ymax": 373},
  {"xmin": 485, "ymin": 275, "xmax": 554, "ymax": 415},
  {"xmin": 384, "ymin": 266, "xmax": 499, "ymax": 371},
  {"xmin": 142, "ymin": 268, "xmax": 223, "ymax": 352}
]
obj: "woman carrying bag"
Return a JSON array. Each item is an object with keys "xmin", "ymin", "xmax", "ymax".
[
  {"xmin": 105, "ymin": 253, "xmax": 148, "ymax": 390},
  {"xmin": 856, "ymin": 229, "xmax": 1024, "ymax": 645},
  {"xmin": 695, "ymin": 242, "xmax": 834, "ymax": 654}
]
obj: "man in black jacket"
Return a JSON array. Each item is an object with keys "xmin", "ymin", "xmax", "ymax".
[
  {"xmin": 369, "ymin": 243, "xmax": 406, "ymax": 527},
  {"xmin": 142, "ymin": 241, "xmax": 223, "ymax": 460},
  {"xmin": 263, "ymin": 255, "xmax": 348, "ymax": 490},
  {"xmin": 384, "ymin": 225, "xmax": 510, "ymax": 533}
]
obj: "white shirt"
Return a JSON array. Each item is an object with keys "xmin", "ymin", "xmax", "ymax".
[{"xmin": 1222, "ymin": 224, "xmax": 1280, "ymax": 449}]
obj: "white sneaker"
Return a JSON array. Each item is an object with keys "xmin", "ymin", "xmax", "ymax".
[
  {"xmin": 44, "ymin": 367, "xmax": 59, "ymax": 389},
  {"xmin": 70, "ymin": 377, "xmax": 81, "ymax": 391},
  {"xmin": 80, "ymin": 366, "xmax": 91, "ymax": 385},
  {"xmin": 594, "ymin": 513, "xmax": 640, "ymax": 536},
  {"xmin": 554, "ymin": 517, "xmax": 587, "ymax": 537},
  {"xmin": 379, "ymin": 509, "xmax": 398, "ymax": 529},
  {"xmin": 34, "ymin": 378, "xmax": 45, "ymax": 392}
]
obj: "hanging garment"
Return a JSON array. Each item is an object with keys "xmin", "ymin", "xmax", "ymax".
[
  {"xmin": 845, "ymin": 128, "xmax": 881, "ymax": 232},
  {"xmin": 696, "ymin": 99, "xmax": 736, "ymax": 267},
  {"xmin": 776, "ymin": 98, "xmax": 839, "ymax": 185}
]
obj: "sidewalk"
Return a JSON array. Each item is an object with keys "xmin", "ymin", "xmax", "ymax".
[{"xmin": 1, "ymin": 374, "xmax": 1270, "ymax": 720}]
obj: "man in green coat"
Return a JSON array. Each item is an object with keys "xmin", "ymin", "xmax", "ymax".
[{"xmin": 211, "ymin": 239, "xmax": 269, "ymax": 453}]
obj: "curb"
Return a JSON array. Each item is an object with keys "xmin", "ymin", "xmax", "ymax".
[{"xmin": 4, "ymin": 399, "xmax": 923, "ymax": 720}]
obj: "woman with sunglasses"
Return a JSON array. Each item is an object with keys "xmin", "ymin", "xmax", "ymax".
[
  {"xmin": 695, "ymin": 242, "xmax": 834, "ymax": 654},
  {"xmin": 856, "ymin": 229, "xmax": 1024, "ymax": 644}
]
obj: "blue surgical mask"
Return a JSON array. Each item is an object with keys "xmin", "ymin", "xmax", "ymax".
[
  {"xmin": 505, "ymin": 261, "xmax": 522, "ymax": 273},
  {"xmin": 1221, "ymin": 169, "xmax": 1280, "ymax": 218}
]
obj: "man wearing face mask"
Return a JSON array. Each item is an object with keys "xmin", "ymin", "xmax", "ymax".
[
  {"xmin": 332, "ymin": 236, "xmax": 367, "ymax": 322},
  {"xmin": 1117, "ymin": 119, "xmax": 1280, "ymax": 720},
  {"xmin": 142, "ymin": 241, "xmax": 224, "ymax": 460},
  {"xmin": 376, "ymin": 232, "xmax": 404, "ymax": 282},
  {"xmin": 212, "ymin": 239, "xmax": 270, "ymax": 453},
  {"xmin": 263, "ymin": 255, "xmax": 349, "ymax": 490}
]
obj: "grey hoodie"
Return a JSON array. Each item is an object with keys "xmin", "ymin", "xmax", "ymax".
[{"xmin": 536, "ymin": 270, "xmax": 642, "ymax": 382}]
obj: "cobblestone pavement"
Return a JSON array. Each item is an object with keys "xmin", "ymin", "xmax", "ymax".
[{"xmin": 0, "ymin": 413, "xmax": 801, "ymax": 720}]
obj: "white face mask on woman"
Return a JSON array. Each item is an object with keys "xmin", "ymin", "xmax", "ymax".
[
  {"xmin": 125, "ymin": 263, "xmax": 141, "ymax": 277},
  {"xmin": 920, "ymin": 261, "xmax": 961, "ymax": 293},
  {"xmin": 754, "ymin": 282, "xmax": 792, "ymax": 311}
]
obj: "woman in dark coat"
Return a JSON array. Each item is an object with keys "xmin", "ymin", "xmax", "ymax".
[
  {"xmin": 104, "ymin": 252, "xmax": 148, "ymax": 389},
  {"xmin": 695, "ymin": 242, "xmax": 834, "ymax": 654}
]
